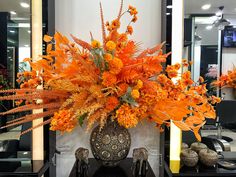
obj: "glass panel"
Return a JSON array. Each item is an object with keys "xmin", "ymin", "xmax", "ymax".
[{"xmin": 0, "ymin": 0, "xmax": 31, "ymax": 160}]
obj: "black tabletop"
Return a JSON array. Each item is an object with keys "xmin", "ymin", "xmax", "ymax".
[
  {"xmin": 69, "ymin": 158, "xmax": 156, "ymax": 177},
  {"xmin": 0, "ymin": 160, "xmax": 49, "ymax": 177},
  {"xmin": 165, "ymin": 161, "xmax": 236, "ymax": 177}
]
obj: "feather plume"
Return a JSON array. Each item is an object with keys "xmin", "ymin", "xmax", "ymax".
[
  {"xmin": 70, "ymin": 34, "xmax": 92, "ymax": 51},
  {"xmin": 1, "ymin": 109, "xmax": 56, "ymax": 129},
  {"xmin": 0, "ymin": 102, "xmax": 61, "ymax": 116},
  {"xmin": 100, "ymin": 2, "xmax": 106, "ymax": 46},
  {"xmin": 117, "ymin": 0, "xmax": 124, "ymax": 19},
  {"xmin": 21, "ymin": 118, "xmax": 52, "ymax": 135},
  {"xmin": 136, "ymin": 42, "xmax": 166, "ymax": 59}
]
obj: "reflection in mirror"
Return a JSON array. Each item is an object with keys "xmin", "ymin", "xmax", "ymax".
[
  {"xmin": 0, "ymin": 0, "xmax": 31, "ymax": 159},
  {"xmin": 184, "ymin": 0, "xmax": 236, "ymax": 99},
  {"xmin": 192, "ymin": 16, "xmax": 219, "ymax": 96},
  {"xmin": 183, "ymin": 0, "xmax": 236, "ymax": 152}
]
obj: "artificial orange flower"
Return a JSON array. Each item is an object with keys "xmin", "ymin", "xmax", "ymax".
[
  {"xmin": 136, "ymin": 80, "xmax": 143, "ymax": 89},
  {"xmin": 111, "ymin": 19, "xmax": 120, "ymax": 29},
  {"xmin": 117, "ymin": 83, "xmax": 129, "ymax": 96},
  {"xmin": 199, "ymin": 76, "xmax": 204, "ymax": 83},
  {"xmin": 128, "ymin": 5, "xmax": 138, "ymax": 15},
  {"xmin": 132, "ymin": 15, "xmax": 138, "ymax": 23},
  {"xmin": 91, "ymin": 40, "xmax": 101, "ymax": 48},
  {"xmin": 44, "ymin": 35, "xmax": 53, "ymax": 42},
  {"xmin": 116, "ymin": 104, "xmax": 138, "ymax": 128},
  {"xmin": 106, "ymin": 41, "xmax": 116, "ymax": 51},
  {"xmin": 167, "ymin": 70, "xmax": 178, "ymax": 78},
  {"xmin": 127, "ymin": 26, "xmax": 133, "ymax": 35},
  {"xmin": 102, "ymin": 72, "xmax": 117, "ymax": 87},
  {"xmin": 157, "ymin": 74, "xmax": 168, "ymax": 84},
  {"xmin": 108, "ymin": 57, "xmax": 123, "ymax": 75},
  {"xmin": 174, "ymin": 63, "xmax": 181, "ymax": 70},
  {"xmin": 211, "ymin": 95, "xmax": 221, "ymax": 104},
  {"xmin": 104, "ymin": 53, "xmax": 113, "ymax": 62},
  {"xmin": 131, "ymin": 89, "xmax": 140, "ymax": 99},
  {"xmin": 182, "ymin": 59, "xmax": 189, "ymax": 67},
  {"xmin": 118, "ymin": 33, "xmax": 128, "ymax": 42},
  {"xmin": 50, "ymin": 109, "xmax": 77, "ymax": 133},
  {"xmin": 105, "ymin": 96, "xmax": 119, "ymax": 111}
]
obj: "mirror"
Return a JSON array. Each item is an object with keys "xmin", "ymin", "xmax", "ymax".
[
  {"xmin": 0, "ymin": 0, "xmax": 31, "ymax": 159},
  {"xmin": 183, "ymin": 0, "xmax": 236, "ymax": 150},
  {"xmin": 184, "ymin": 0, "xmax": 236, "ymax": 99}
]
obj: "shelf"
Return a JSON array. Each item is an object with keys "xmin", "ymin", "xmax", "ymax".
[
  {"xmin": 0, "ymin": 160, "xmax": 49, "ymax": 177},
  {"xmin": 69, "ymin": 158, "xmax": 156, "ymax": 177},
  {"xmin": 165, "ymin": 161, "xmax": 236, "ymax": 177}
]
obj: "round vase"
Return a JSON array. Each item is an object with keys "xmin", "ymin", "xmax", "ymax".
[
  {"xmin": 90, "ymin": 119, "xmax": 131, "ymax": 167},
  {"xmin": 180, "ymin": 149, "xmax": 199, "ymax": 167},
  {"xmin": 199, "ymin": 148, "xmax": 218, "ymax": 167},
  {"xmin": 190, "ymin": 142, "xmax": 207, "ymax": 154}
]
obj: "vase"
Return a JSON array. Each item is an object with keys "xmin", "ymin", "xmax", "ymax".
[
  {"xmin": 90, "ymin": 119, "xmax": 131, "ymax": 167},
  {"xmin": 199, "ymin": 148, "xmax": 218, "ymax": 167},
  {"xmin": 190, "ymin": 142, "xmax": 207, "ymax": 154},
  {"xmin": 180, "ymin": 149, "xmax": 199, "ymax": 167}
]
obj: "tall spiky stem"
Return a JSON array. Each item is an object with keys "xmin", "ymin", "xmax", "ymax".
[
  {"xmin": 117, "ymin": 0, "xmax": 124, "ymax": 20},
  {"xmin": 100, "ymin": 2, "xmax": 106, "ymax": 47}
]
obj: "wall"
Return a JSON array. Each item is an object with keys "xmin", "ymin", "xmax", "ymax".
[{"xmin": 55, "ymin": 0, "xmax": 162, "ymax": 177}]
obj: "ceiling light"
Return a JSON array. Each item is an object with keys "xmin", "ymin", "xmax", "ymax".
[
  {"xmin": 9, "ymin": 30, "xmax": 15, "ymax": 33},
  {"xmin": 28, "ymin": 30, "xmax": 31, "ymax": 33},
  {"xmin": 206, "ymin": 25, "xmax": 213, "ymax": 30},
  {"xmin": 20, "ymin": 2, "xmax": 30, "ymax": 8},
  {"xmin": 10, "ymin": 11, "xmax": 17, "ymax": 15},
  {"xmin": 18, "ymin": 23, "xmax": 30, "ymax": 28},
  {"xmin": 166, "ymin": 13, "xmax": 171, "ymax": 16},
  {"xmin": 167, "ymin": 5, "xmax": 172, "ymax": 9},
  {"xmin": 24, "ymin": 44, "xmax": 29, "ymax": 47},
  {"xmin": 201, "ymin": 4, "xmax": 211, "ymax": 10}
]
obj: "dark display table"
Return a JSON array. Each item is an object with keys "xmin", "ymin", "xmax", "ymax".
[
  {"xmin": 0, "ymin": 160, "xmax": 49, "ymax": 177},
  {"xmin": 69, "ymin": 158, "xmax": 156, "ymax": 177},
  {"xmin": 165, "ymin": 161, "xmax": 236, "ymax": 177}
]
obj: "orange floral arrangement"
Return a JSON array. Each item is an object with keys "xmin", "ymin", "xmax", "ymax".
[
  {"xmin": 214, "ymin": 66, "xmax": 236, "ymax": 89},
  {"xmin": 0, "ymin": 2, "xmax": 220, "ymax": 140}
]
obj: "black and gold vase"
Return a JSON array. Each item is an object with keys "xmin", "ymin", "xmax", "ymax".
[{"xmin": 90, "ymin": 119, "xmax": 131, "ymax": 167}]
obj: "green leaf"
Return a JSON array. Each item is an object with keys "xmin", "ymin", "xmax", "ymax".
[
  {"xmin": 121, "ymin": 87, "xmax": 138, "ymax": 107},
  {"xmin": 78, "ymin": 113, "xmax": 88, "ymax": 127}
]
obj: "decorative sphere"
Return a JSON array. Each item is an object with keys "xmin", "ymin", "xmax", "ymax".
[
  {"xmin": 190, "ymin": 142, "xmax": 207, "ymax": 153},
  {"xmin": 182, "ymin": 143, "xmax": 189, "ymax": 150},
  {"xmin": 199, "ymin": 149, "xmax": 218, "ymax": 166},
  {"xmin": 90, "ymin": 120, "xmax": 131, "ymax": 167},
  {"xmin": 180, "ymin": 149, "xmax": 199, "ymax": 167}
]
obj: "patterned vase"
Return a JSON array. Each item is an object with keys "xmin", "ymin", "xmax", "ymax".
[{"xmin": 90, "ymin": 119, "xmax": 131, "ymax": 167}]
